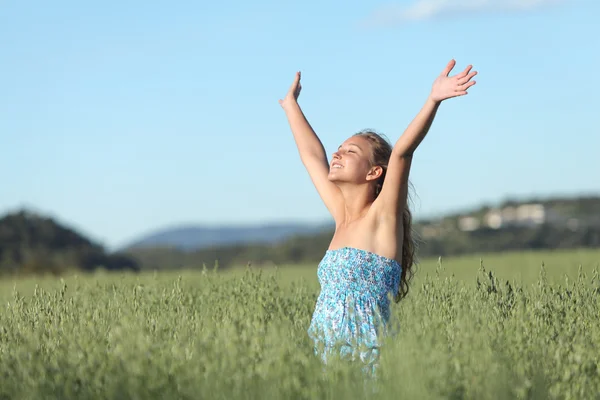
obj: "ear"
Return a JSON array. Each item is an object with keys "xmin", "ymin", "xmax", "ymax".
[{"xmin": 366, "ymin": 165, "xmax": 383, "ymax": 182}]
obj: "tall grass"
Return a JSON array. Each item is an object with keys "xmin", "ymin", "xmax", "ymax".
[{"xmin": 0, "ymin": 249, "xmax": 599, "ymax": 399}]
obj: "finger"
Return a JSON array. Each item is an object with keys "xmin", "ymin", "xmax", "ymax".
[
  {"xmin": 457, "ymin": 71, "xmax": 477, "ymax": 84},
  {"xmin": 456, "ymin": 65, "xmax": 473, "ymax": 79},
  {"xmin": 288, "ymin": 71, "xmax": 301, "ymax": 94},
  {"xmin": 458, "ymin": 80, "xmax": 476, "ymax": 90},
  {"xmin": 441, "ymin": 59, "xmax": 456, "ymax": 77}
]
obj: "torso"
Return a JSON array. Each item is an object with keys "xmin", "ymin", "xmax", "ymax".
[{"xmin": 328, "ymin": 205, "xmax": 404, "ymax": 265}]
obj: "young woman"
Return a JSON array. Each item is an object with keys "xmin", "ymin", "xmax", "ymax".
[{"xmin": 279, "ymin": 60, "xmax": 477, "ymax": 371}]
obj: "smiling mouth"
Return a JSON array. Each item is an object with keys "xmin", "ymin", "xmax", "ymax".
[{"xmin": 331, "ymin": 163, "xmax": 343, "ymax": 169}]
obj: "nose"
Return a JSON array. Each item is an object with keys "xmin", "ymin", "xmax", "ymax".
[{"xmin": 332, "ymin": 151, "xmax": 341, "ymax": 160}]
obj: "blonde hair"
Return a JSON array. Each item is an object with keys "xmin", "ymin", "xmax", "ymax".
[{"xmin": 354, "ymin": 129, "xmax": 416, "ymax": 302}]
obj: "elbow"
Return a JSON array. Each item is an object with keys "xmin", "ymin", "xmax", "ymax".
[{"xmin": 392, "ymin": 148, "xmax": 414, "ymax": 159}]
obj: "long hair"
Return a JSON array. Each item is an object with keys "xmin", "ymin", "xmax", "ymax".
[{"xmin": 354, "ymin": 130, "xmax": 417, "ymax": 302}]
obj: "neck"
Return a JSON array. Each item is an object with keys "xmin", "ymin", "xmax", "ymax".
[{"xmin": 338, "ymin": 183, "xmax": 375, "ymax": 225}]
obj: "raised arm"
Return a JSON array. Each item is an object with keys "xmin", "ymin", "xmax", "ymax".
[
  {"xmin": 279, "ymin": 72, "xmax": 344, "ymax": 220},
  {"xmin": 376, "ymin": 60, "xmax": 478, "ymax": 216}
]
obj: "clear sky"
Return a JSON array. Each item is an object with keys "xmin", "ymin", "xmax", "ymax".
[{"xmin": 1, "ymin": 0, "xmax": 598, "ymax": 250}]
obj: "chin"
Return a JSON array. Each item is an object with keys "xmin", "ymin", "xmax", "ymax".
[{"xmin": 327, "ymin": 173, "xmax": 348, "ymax": 185}]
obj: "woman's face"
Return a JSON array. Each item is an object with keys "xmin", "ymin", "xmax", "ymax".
[{"xmin": 328, "ymin": 135, "xmax": 379, "ymax": 185}]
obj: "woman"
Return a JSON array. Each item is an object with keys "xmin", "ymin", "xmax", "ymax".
[{"xmin": 279, "ymin": 60, "xmax": 477, "ymax": 372}]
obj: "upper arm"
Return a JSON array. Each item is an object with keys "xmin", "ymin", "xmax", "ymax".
[
  {"xmin": 302, "ymin": 154, "xmax": 345, "ymax": 221},
  {"xmin": 373, "ymin": 151, "xmax": 412, "ymax": 218}
]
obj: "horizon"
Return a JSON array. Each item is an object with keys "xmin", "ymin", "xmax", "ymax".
[
  {"xmin": 2, "ymin": 0, "xmax": 599, "ymax": 250},
  {"xmin": 3, "ymin": 190, "xmax": 598, "ymax": 251}
]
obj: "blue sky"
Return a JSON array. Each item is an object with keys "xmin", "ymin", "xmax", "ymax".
[{"xmin": 1, "ymin": 0, "xmax": 598, "ymax": 250}]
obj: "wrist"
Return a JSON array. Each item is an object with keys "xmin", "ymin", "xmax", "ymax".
[
  {"xmin": 427, "ymin": 94, "xmax": 442, "ymax": 106},
  {"xmin": 283, "ymin": 99, "xmax": 300, "ymax": 113}
]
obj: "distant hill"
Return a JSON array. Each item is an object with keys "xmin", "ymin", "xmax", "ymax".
[
  {"xmin": 124, "ymin": 195, "xmax": 600, "ymax": 270},
  {"xmin": 0, "ymin": 209, "xmax": 139, "ymax": 275},
  {"xmin": 123, "ymin": 222, "xmax": 333, "ymax": 251},
  {"xmin": 4, "ymin": 194, "xmax": 598, "ymax": 275},
  {"xmin": 124, "ymin": 195, "xmax": 600, "ymax": 254}
]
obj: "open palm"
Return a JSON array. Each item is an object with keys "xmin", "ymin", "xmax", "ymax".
[{"xmin": 431, "ymin": 60, "xmax": 477, "ymax": 102}]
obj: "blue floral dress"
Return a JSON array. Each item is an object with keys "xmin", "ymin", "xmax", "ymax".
[{"xmin": 307, "ymin": 246, "xmax": 402, "ymax": 373}]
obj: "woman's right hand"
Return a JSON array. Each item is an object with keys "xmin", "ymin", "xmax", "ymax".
[{"xmin": 279, "ymin": 71, "xmax": 302, "ymax": 110}]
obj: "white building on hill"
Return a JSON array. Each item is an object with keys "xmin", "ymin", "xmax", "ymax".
[
  {"xmin": 483, "ymin": 204, "xmax": 546, "ymax": 229},
  {"xmin": 457, "ymin": 203, "xmax": 548, "ymax": 231}
]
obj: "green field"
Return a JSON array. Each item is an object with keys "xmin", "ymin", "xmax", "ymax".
[{"xmin": 1, "ymin": 249, "xmax": 599, "ymax": 399}]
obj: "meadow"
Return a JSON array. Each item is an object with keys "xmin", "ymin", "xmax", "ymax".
[{"xmin": 1, "ymin": 248, "xmax": 599, "ymax": 399}]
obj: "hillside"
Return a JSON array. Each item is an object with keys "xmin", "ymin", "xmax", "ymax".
[
  {"xmin": 0, "ymin": 209, "xmax": 139, "ymax": 275},
  {"xmin": 125, "ymin": 195, "xmax": 600, "ymax": 270},
  {"xmin": 2, "ymin": 195, "xmax": 598, "ymax": 275},
  {"xmin": 123, "ymin": 222, "xmax": 333, "ymax": 251}
]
